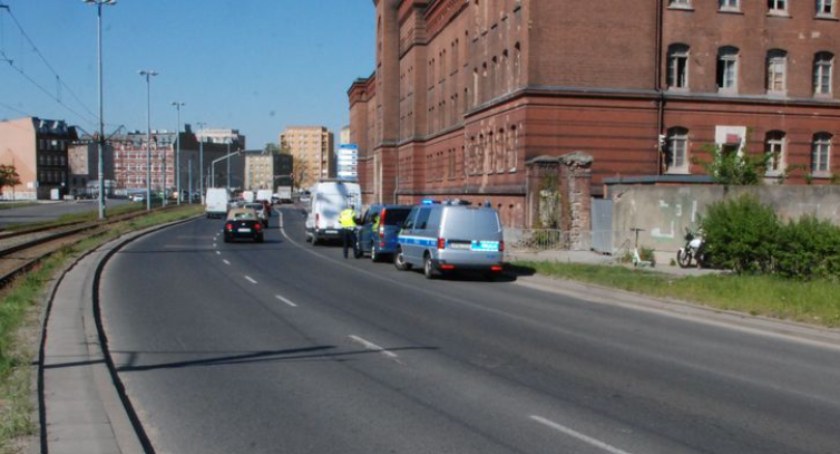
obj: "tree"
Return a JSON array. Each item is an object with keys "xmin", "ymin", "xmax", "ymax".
[
  {"xmin": 0, "ymin": 164, "xmax": 21, "ymax": 196},
  {"xmin": 696, "ymin": 141, "xmax": 768, "ymax": 188},
  {"xmin": 264, "ymin": 143, "xmax": 280, "ymax": 154}
]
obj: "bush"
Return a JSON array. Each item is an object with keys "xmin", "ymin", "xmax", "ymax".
[
  {"xmin": 701, "ymin": 194, "xmax": 779, "ymax": 274},
  {"xmin": 775, "ymin": 216, "xmax": 840, "ymax": 280}
]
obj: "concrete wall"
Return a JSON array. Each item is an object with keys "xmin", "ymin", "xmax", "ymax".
[{"xmin": 609, "ymin": 185, "xmax": 840, "ymax": 252}]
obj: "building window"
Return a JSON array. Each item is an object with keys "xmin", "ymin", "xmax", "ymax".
[
  {"xmin": 814, "ymin": 52, "xmax": 833, "ymax": 96},
  {"xmin": 666, "ymin": 127, "xmax": 690, "ymax": 174},
  {"xmin": 717, "ymin": 47, "xmax": 739, "ymax": 92},
  {"xmin": 765, "ymin": 131, "xmax": 786, "ymax": 175},
  {"xmin": 720, "ymin": 0, "xmax": 740, "ymax": 10},
  {"xmin": 767, "ymin": 49, "xmax": 787, "ymax": 94},
  {"xmin": 667, "ymin": 44, "xmax": 690, "ymax": 90},
  {"xmin": 669, "ymin": 0, "xmax": 692, "ymax": 8},
  {"xmin": 768, "ymin": 0, "xmax": 787, "ymax": 14},
  {"xmin": 812, "ymin": 133, "xmax": 832, "ymax": 174},
  {"xmin": 817, "ymin": 0, "xmax": 835, "ymax": 16}
]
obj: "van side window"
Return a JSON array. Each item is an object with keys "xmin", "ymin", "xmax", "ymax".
[
  {"xmin": 415, "ymin": 208, "xmax": 432, "ymax": 230},
  {"xmin": 403, "ymin": 209, "xmax": 417, "ymax": 229}
]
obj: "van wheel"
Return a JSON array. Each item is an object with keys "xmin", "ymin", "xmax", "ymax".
[
  {"xmin": 423, "ymin": 255, "xmax": 437, "ymax": 279},
  {"xmin": 394, "ymin": 249, "xmax": 410, "ymax": 271}
]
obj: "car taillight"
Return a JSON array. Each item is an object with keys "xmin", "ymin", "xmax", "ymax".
[
  {"xmin": 490, "ymin": 265, "xmax": 503, "ymax": 272},
  {"xmin": 225, "ymin": 223, "xmax": 233, "ymax": 231},
  {"xmin": 254, "ymin": 223, "xmax": 262, "ymax": 231},
  {"xmin": 437, "ymin": 238, "xmax": 445, "ymax": 250},
  {"xmin": 499, "ymin": 240, "xmax": 505, "ymax": 252}
]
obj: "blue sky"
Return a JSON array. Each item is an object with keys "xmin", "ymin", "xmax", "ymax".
[{"xmin": 0, "ymin": 0, "xmax": 375, "ymax": 149}]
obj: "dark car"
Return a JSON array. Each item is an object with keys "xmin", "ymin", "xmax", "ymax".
[
  {"xmin": 354, "ymin": 204, "xmax": 413, "ymax": 261},
  {"xmin": 223, "ymin": 208, "xmax": 264, "ymax": 243}
]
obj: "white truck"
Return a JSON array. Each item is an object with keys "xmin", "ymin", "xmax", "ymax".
[
  {"xmin": 275, "ymin": 185, "xmax": 293, "ymax": 204},
  {"xmin": 205, "ymin": 188, "xmax": 230, "ymax": 218},
  {"xmin": 304, "ymin": 180, "xmax": 361, "ymax": 245},
  {"xmin": 256, "ymin": 189, "xmax": 273, "ymax": 203}
]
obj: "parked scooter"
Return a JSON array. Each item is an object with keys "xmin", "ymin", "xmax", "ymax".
[{"xmin": 676, "ymin": 227, "xmax": 706, "ymax": 268}]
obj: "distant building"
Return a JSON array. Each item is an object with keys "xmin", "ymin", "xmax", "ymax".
[
  {"xmin": 0, "ymin": 117, "xmax": 77, "ymax": 200},
  {"xmin": 244, "ymin": 151, "xmax": 293, "ymax": 191},
  {"xmin": 67, "ymin": 138, "xmax": 115, "ymax": 199},
  {"xmin": 279, "ymin": 126, "xmax": 334, "ymax": 189}
]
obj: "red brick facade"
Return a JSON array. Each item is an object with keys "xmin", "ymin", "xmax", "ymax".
[{"xmin": 350, "ymin": 0, "xmax": 840, "ymax": 228}]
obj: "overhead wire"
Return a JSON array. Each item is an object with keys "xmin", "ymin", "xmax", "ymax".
[{"xmin": 0, "ymin": 4, "xmax": 98, "ymax": 128}]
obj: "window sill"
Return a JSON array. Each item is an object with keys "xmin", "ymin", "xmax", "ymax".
[
  {"xmin": 718, "ymin": 7, "xmax": 743, "ymax": 14},
  {"xmin": 810, "ymin": 172, "xmax": 832, "ymax": 179},
  {"xmin": 815, "ymin": 13, "xmax": 838, "ymax": 21},
  {"xmin": 668, "ymin": 5, "xmax": 694, "ymax": 11},
  {"xmin": 767, "ymin": 11, "xmax": 790, "ymax": 18},
  {"xmin": 668, "ymin": 87, "xmax": 690, "ymax": 93},
  {"xmin": 665, "ymin": 169, "xmax": 691, "ymax": 175}
]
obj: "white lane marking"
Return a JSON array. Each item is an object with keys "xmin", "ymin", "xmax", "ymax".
[
  {"xmin": 244, "ymin": 275, "xmax": 258, "ymax": 284},
  {"xmin": 349, "ymin": 335, "xmax": 398, "ymax": 359},
  {"xmin": 222, "ymin": 259, "xmax": 231, "ymax": 265},
  {"xmin": 530, "ymin": 415, "xmax": 633, "ymax": 454},
  {"xmin": 216, "ymin": 251, "xmax": 221, "ymax": 255},
  {"xmin": 275, "ymin": 294, "xmax": 298, "ymax": 307}
]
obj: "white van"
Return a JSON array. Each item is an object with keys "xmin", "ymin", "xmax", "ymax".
[
  {"xmin": 205, "ymin": 188, "xmax": 230, "ymax": 219},
  {"xmin": 305, "ymin": 180, "xmax": 361, "ymax": 245}
]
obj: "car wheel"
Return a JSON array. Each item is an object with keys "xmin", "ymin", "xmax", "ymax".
[
  {"xmin": 423, "ymin": 255, "xmax": 436, "ymax": 279},
  {"xmin": 256, "ymin": 235, "xmax": 264, "ymax": 243},
  {"xmin": 394, "ymin": 249, "xmax": 409, "ymax": 271}
]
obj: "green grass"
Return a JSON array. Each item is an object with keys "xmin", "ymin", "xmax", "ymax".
[
  {"xmin": 514, "ymin": 261, "xmax": 840, "ymax": 327},
  {"xmin": 0, "ymin": 204, "xmax": 202, "ymax": 452}
]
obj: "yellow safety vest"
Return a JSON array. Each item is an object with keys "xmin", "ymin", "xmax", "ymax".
[{"xmin": 338, "ymin": 208, "xmax": 356, "ymax": 228}]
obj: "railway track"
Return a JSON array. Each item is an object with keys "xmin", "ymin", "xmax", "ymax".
[{"xmin": 0, "ymin": 207, "xmax": 180, "ymax": 288}]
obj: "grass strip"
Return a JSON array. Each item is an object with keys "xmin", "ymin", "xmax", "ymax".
[
  {"xmin": 0, "ymin": 204, "xmax": 202, "ymax": 452},
  {"xmin": 514, "ymin": 261, "xmax": 840, "ymax": 328}
]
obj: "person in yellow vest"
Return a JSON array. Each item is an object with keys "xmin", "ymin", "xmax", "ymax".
[{"xmin": 338, "ymin": 204, "xmax": 358, "ymax": 259}]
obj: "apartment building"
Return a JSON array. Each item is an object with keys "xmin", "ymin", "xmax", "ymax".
[
  {"xmin": 349, "ymin": 0, "xmax": 840, "ymax": 228},
  {"xmin": 244, "ymin": 151, "xmax": 293, "ymax": 191},
  {"xmin": 0, "ymin": 117, "xmax": 77, "ymax": 200},
  {"xmin": 279, "ymin": 126, "xmax": 334, "ymax": 189}
]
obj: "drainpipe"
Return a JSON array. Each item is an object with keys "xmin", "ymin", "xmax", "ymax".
[{"xmin": 655, "ymin": 0, "xmax": 665, "ymax": 175}]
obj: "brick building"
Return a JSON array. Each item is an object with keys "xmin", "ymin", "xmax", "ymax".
[
  {"xmin": 279, "ymin": 126, "xmax": 335, "ymax": 189},
  {"xmin": 349, "ymin": 0, "xmax": 840, "ymax": 228}
]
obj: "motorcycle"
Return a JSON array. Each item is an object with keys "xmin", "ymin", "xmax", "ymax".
[{"xmin": 676, "ymin": 227, "xmax": 706, "ymax": 268}]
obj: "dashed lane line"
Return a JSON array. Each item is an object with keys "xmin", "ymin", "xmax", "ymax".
[
  {"xmin": 348, "ymin": 335, "xmax": 398, "ymax": 359},
  {"xmin": 530, "ymin": 415, "xmax": 633, "ymax": 454}
]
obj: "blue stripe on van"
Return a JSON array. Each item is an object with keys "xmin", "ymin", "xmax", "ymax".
[{"xmin": 398, "ymin": 235, "xmax": 437, "ymax": 247}]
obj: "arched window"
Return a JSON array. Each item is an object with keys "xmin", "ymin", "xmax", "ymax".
[
  {"xmin": 766, "ymin": 49, "xmax": 787, "ymax": 94},
  {"xmin": 717, "ymin": 46, "xmax": 739, "ymax": 92},
  {"xmin": 667, "ymin": 44, "xmax": 690, "ymax": 90},
  {"xmin": 812, "ymin": 132, "xmax": 832, "ymax": 173},
  {"xmin": 666, "ymin": 127, "xmax": 690, "ymax": 174},
  {"xmin": 765, "ymin": 131, "xmax": 786, "ymax": 175},
  {"xmin": 813, "ymin": 52, "xmax": 834, "ymax": 96}
]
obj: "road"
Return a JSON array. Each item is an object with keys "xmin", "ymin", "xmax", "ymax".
[{"xmin": 98, "ymin": 206, "xmax": 840, "ymax": 454}]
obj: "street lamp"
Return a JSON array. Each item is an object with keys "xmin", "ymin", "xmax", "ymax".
[
  {"xmin": 172, "ymin": 101, "xmax": 185, "ymax": 204},
  {"xmin": 139, "ymin": 69, "xmax": 158, "ymax": 211},
  {"xmin": 196, "ymin": 121, "xmax": 206, "ymax": 203},
  {"xmin": 83, "ymin": 0, "xmax": 116, "ymax": 220}
]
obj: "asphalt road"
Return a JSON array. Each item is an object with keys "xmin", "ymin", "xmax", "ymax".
[{"xmin": 98, "ymin": 207, "xmax": 840, "ymax": 454}]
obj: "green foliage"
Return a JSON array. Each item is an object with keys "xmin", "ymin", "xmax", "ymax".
[
  {"xmin": 697, "ymin": 143, "xmax": 768, "ymax": 187},
  {"xmin": 774, "ymin": 216, "xmax": 840, "ymax": 280},
  {"xmin": 701, "ymin": 194, "xmax": 779, "ymax": 274},
  {"xmin": 0, "ymin": 164, "xmax": 21, "ymax": 195}
]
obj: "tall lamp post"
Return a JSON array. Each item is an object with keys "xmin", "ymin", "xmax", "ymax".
[
  {"xmin": 83, "ymin": 0, "xmax": 116, "ymax": 220},
  {"xmin": 172, "ymin": 101, "xmax": 185, "ymax": 204},
  {"xmin": 196, "ymin": 121, "xmax": 206, "ymax": 203},
  {"xmin": 139, "ymin": 69, "xmax": 158, "ymax": 211}
]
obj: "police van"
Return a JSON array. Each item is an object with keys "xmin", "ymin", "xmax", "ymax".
[{"xmin": 394, "ymin": 200, "xmax": 504, "ymax": 279}]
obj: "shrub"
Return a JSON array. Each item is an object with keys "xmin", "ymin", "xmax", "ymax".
[
  {"xmin": 701, "ymin": 194, "xmax": 779, "ymax": 274},
  {"xmin": 775, "ymin": 216, "xmax": 840, "ymax": 280}
]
